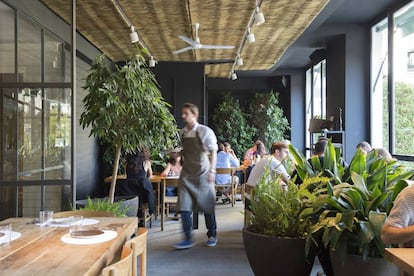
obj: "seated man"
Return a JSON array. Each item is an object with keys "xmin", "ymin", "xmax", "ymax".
[
  {"xmin": 246, "ymin": 141, "xmax": 290, "ymax": 186},
  {"xmin": 216, "ymin": 143, "xmax": 240, "ymax": 203},
  {"xmin": 382, "ymin": 185, "xmax": 414, "ymax": 247}
]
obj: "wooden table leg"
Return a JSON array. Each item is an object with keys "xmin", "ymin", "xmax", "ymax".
[{"xmin": 161, "ymin": 179, "xmax": 165, "ymax": 231}]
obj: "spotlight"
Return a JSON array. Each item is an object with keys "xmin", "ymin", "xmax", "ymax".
[
  {"xmin": 231, "ymin": 72, "xmax": 237, "ymax": 81},
  {"xmin": 236, "ymin": 56, "xmax": 243, "ymax": 66},
  {"xmin": 255, "ymin": 7, "xmax": 265, "ymax": 25},
  {"xmin": 247, "ymin": 28, "xmax": 255, "ymax": 44},
  {"xmin": 130, "ymin": 26, "xmax": 139, "ymax": 43},
  {"xmin": 149, "ymin": 56, "xmax": 156, "ymax": 67}
]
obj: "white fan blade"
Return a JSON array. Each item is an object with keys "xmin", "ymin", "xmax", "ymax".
[
  {"xmin": 200, "ymin": 45, "xmax": 235, "ymax": 49},
  {"xmin": 173, "ymin": 46, "xmax": 193, "ymax": 54},
  {"xmin": 178, "ymin": 36, "xmax": 196, "ymax": 45}
]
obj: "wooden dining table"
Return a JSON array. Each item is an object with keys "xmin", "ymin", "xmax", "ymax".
[
  {"xmin": 0, "ymin": 216, "xmax": 137, "ymax": 276},
  {"xmin": 385, "ymin": 248, "xmax": 414, "ymax": 275}
]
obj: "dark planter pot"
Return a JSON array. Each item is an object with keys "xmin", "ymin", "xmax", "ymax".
[
  {"xmin": 330, "ymin": 251, "xmax": 399, "ymax": 276},
  {"xmin": 76, "ymin": 196, "xmax": 139, "ymax": 217},
  {"xmin": 242, "ymin": 227, "xmax": 313, "ymax": 276}
]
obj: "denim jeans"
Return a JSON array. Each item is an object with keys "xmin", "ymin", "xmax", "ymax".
[{"xmin": 181, "ymin": 211, "xmax": 217, "ymax": 241}]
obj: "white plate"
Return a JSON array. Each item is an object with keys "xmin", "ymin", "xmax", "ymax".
[{"xmin": 0, "ymin": 231, "xmax": 21, "ymax": 244}]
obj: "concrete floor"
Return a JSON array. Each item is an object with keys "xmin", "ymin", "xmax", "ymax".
[{"xmin": 146, "ymin": 202, "xmax": 323, "ymax": 275}]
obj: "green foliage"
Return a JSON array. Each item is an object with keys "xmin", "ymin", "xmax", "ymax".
[
  {"xmin": 80, "ymin": 197, "xmax": 128, "ymax": 217},
  {"xmin": 80, "ymin": 53, "xmax": 178, "ymax": 153},
  {"xmin": 393, "ymin": 82, "xmax": 414, "ymax": 154},
  {"xmin": 80, "ymin": 52, "xmax": 179, "ymax": 202},
  {"xmin": 249, "ymin": 167, "xmax": 327, "ymax": 238},
  {"xmin": 211, "ymin": 93, "xmax": 256, "ymax": 158},
  {"xmin": 293, "ymin": 141, "xmax": 414, "ymax": 261},
  {"xmin": 249, "ymin": 91, "xmax": 290, "ymax": 149}
]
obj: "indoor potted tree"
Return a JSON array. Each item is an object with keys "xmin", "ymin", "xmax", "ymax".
[
  {"xmin": 299, "ymin": 144, "xmax": 414, "ymax": 275},
  {"xmin": 243, "ymin": 167, "xmax": 328, "ymax": 276},
  {"xmin": 80, "ymin": 52, "xmax": 178, "ymax": 204}
]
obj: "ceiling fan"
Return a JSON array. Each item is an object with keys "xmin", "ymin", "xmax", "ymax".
[{"xmin": 173, "ymin": 23, "xmax": 235, "ymax": 54}]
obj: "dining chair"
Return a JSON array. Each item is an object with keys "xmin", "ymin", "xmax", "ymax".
[
  {"xmin": 53, "ymin": 210, "xmax": 115, "ymax": 218},
  {"xmin": 101, "ymin": 246, "xmax": 133, "ymax": 276},
  {"xmin": 215, "ymin": 168, "xmax": 236, "ymax": 207},
  {"xmin": 125, "ymin": 227, "xmax": 147, "ymax": 276},
  {"xmin": 163, "ymin": 178, "xmax": 179, "ymax": 219}
]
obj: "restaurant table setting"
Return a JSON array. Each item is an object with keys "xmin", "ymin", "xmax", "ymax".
[{"xmin": 0, "ymin": 215, "xmax": 137, "ymax": 275}]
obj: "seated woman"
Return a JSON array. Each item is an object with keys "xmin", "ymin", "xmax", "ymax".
[
  {"xmin": 125, "ymin": 149, "xmax": 155, "ymax": 225},
  {"xmin": 160, "ymin": 153, "xmax": 182, "ymax": 196},
  {"xmin": 216, "ymin": 143, "xmax": 240, "ymax": 203}
]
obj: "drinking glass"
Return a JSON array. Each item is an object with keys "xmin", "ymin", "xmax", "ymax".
[
  {"xmin": 69, "ymin": 216, "xmax": 84, "ymax": 236},
  {"xmin": 39, "ymin": 210, "xmax": 54, "ymax": 227},
  {"xmin": 0, "ymin": 224, "xmax": 12, "ymax": 246}
]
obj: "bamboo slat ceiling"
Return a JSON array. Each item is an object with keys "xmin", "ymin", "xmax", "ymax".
[{"xmin": 41, "ymin": 0, "xmax": 329, "ymax": 78}]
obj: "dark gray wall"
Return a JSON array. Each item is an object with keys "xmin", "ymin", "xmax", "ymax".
[
  {"xmin": 323, "ymin": 25, "xmax": 370, "ymax": 161},
  {"xmin": 152, "ymin": 62, "xmax": 206, "ymax": 127}
]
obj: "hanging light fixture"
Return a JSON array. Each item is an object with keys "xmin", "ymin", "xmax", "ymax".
[
  {"xmin": 246, "ymin": 27, "xmax": 255, "ymax": 44},
  {"xmin": 255, "ymin": 7, "xmax": 265, "ymax": 25},
  {"xmin": 236, "ymin": 55, "xmax": 243, "ymax": 66},
  {"xmin": 149, "ymin": 56, "xmax": 156, "ymax": 67},
  {"xmin": 231, "ymin": 71, "xmax": 238, "ymax": 81},
  {"xmin": 130, "ymin": 26, "xmax": 139, "ymax": 43}
]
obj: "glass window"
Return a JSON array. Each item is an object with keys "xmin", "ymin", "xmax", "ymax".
[
  {"xmin": 18, "ymin": 15, "xmax": 41, "ymax": 82},
  {"xmin": 44, "ymin": 88, "xmax": 71, "ymax": 180},
  {"xmin": 393, "ymin": 2, "xmax": 414, "ymax": 156},
  {"xmin": 44, "ymin": 31, "xmax": 65, "ymax": 82},
  {"xmin": 371, "ymin": 18, "xmax": 389, "ymax": 149},
  {"xmin": 17, "ymin": 88, "xmax": 43, "ymax": 180},
  {"xmin": 305, "ymin": 59, "xmax": 327, "ymax": 157},
  {"xmin": 371, "ymin": 1, "xmax": 414, "ymax": 159},
  {"xmin": 0, "ymin": 2, "xmax": 15, "ymax": 82}
]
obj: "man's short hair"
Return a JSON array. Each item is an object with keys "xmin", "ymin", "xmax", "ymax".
[
  {"xmin": 224, "ymin": 142, "xmax": 230, "ymax": 148},
  {"xmin": 357, "ymin": 141, "xmax": 372, "ymax": 153},
  {"xmin": 182, "ymin": 103, "xmax": 199, "ymax": 118},
  {"xmin": 270, "ymin": 142, "xmax": 288, "ymax": 154},
  {"xmin": 314, "ymin": 140, "xmax": 328, "ymax": 155}
]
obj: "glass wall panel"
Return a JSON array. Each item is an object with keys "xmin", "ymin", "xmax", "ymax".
[
  {"xmin": 312, "ymin": 62, "xmax": 322, "ymax": 118},
  {"xmin": 371, "ymin": 18, "xmax": 389, "ymax": 149},
  {"xmin": 44, "ymin": 31, "xmax": 65, "ymax": 82},
  {"xmin": 44, "ymin": 185, "xmax": 71, "ymax": 212},
  {"xmin": 0, "ymin": 2, "xmax": 15, "ymax": 82},
  {"xmin": 44, "ymin": 88, "xmax": 71, "ymax": 180},
  {"xmin": 393, "ymin": 2, "xmax": 414, "ymax": 155},
  {"xmin": 17, "ymin": 88, "xmax": 43, "ymax": 180},
  {"xmin": 18, "ymin": 15, "xmax": 41, "ymax": 82}
]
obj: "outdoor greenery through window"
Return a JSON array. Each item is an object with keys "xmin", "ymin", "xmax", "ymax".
[{"xmin": 371, "ymin": 1, "xmax": 414, "ymax": 159}]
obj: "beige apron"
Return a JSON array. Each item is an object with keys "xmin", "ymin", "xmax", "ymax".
[{"xmin": 178, "ymin": 131, "xmax": 216, "ymax": 214}]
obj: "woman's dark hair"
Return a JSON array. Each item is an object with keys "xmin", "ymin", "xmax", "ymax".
[
  {"xmin": 126, "ymin": 150, "xmax": 149, "ymax": 173},
  {"xmin": 167, "ymin": 153, "xmax": 183, "ymax": 166}
]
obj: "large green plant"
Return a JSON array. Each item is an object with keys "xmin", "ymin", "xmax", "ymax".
[
  {"xmin": 80, "ymin": 53, "xmax": 178, "ymax": 203},
  {"xmin": 249, "ymin": 91, "xmax": 290, "ymax": 149},
  {"xmin": 291, "ymin": 142, "xmax": 414, "ymax": 262},
  {"xmin": 211, "ymin": 93, "xmax": 256, "ymax": 158},
  {"xmin": 249, "ymin": 167, "xmax": 328, "ymax": 238}
]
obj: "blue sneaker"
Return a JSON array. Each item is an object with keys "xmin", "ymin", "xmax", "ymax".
[
  {"xmin": 206, "ymin": 236, "xmax": 217, "ymax": 247},
  {"xmin": 173, "ymin": 240, "xmax": 195, "ymax": 250}
]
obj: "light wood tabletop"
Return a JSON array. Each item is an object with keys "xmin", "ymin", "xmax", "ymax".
[
  {"xmin": 385, "ymin": 248, "xmax": 414, "ymax": 276},
  {"xmin": 0, "ymin": 217, "xmax": 137, "ymax": 276}
]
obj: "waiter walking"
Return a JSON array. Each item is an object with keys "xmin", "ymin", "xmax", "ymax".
[{"xmin": 174, "ymin": 103, "xmax": 218, "ymax": 249}]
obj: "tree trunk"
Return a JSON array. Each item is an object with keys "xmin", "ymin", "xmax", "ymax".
[{"xmin": 109, "ymin": 145, "xmax": 122, "ymax": 204}]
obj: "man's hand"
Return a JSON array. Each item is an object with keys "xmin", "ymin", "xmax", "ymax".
[{"xmin": 208, "ymin": 172, "xmax": 216, "ymax": 183}]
